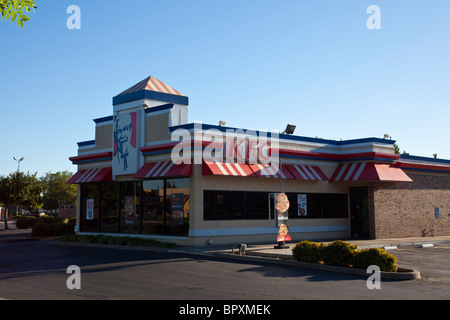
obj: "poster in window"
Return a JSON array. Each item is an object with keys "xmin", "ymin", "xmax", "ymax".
[
  {"xmin": 86, "ymin": 199, "xmax": 94, "ymax": 220},
  {"xmin": 171, "ymin": 193, "xmax": 184, "ymax": 225},
  {"xmin": 124, "ymin": 196, "xmax": 134, "ymax": 225},
  {"xmin": 297, "ymin": 194, "xmax": 307, "ymax": 216}
]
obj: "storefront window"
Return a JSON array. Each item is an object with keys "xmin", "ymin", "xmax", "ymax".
[
  {"xmin": 120, "ymin": 181, "xmax": 141, "ymax": 234},
  {"xmin": 203, "ymin": 190, "xmax": 245, "ymax": 220},
  {"xmin": 100, "ymin": 182, "xmax": 119, "ymax": 233},
  {"xmin": 204, "ymin": 190, "xmax": 348, "ymax": 220},
  {"xmin": 245, "ymin": 192, "xmax": 269, "ymax": 219},
  {"xmin": 80, "ymin": 183, "xmax": 99, "ymax": 232},
  {"xmin": 166, "ymin": 178, "xmax": 190, "ymax": 236},
  {"xmin": 287, "ymin": 193, "xmax": 348, "ymax": 219},
  {"xmin": 142, "ymin": 179, "xmax": 164, "ymax": 235},
  {"xmin": 142, "ymin": 178, "xmax": 190, "ymax": 236},
  {"xmin": 78, "ymin": 178, "xmax": 189, "ymax": 237}
]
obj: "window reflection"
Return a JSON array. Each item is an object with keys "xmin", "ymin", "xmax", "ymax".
[
  {"xmin": 142, "ymin": 178, "xmax": 190, "ymax": 236},
  {"xmin": 100, "ymin": 182, "xmax": 119, "ymax": 233},
  {"xmin": 79, "ymin": 178, "xmax": 189, "ymax": 236},
  {"xmin": 142, "ymin": 180, "xmax": 164, "ymax": 235},
  {"xmin": 80, "ymin": 183, "xmax": 99, "ymax": 232},
  {"xmin": 120, "ymin": 181, "xmax": 140, "ymax": 234}
]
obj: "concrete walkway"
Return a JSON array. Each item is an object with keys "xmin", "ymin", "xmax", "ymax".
[
  {"xmin": 2, "ymin": 220, "xmax": 450, "ymax": 253},
  {"xmin": 173, "ymin": 236, "xmax": 450, "ymax": 259}
]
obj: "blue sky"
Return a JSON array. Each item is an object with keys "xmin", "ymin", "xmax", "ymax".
[{"xmin": 1, "ymin": 0, "xmax": 449, "ymax": 177}]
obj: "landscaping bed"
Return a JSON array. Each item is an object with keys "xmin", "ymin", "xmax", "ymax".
[
  {"xmin": 59, "ymin": 233, "xmax": 177, "ymax": 249},
  {"xmin": 289, "ymin": 240, "xmax": 420, "ymax": 280}
]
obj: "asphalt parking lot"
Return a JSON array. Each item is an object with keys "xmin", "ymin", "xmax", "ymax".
[{"xmin": 389, "ymin": 243, "xmax": 450, "ymax": 283}]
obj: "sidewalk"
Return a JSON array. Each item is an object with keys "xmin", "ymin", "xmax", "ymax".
[
  {"xmin": 174, "ymin": 236, "xmax": 450, "ymax": 259},
  {"xmin": 2, "ymin": 219, "xmax": 450, "ymax": 252},
  {"xmin": 0, "ymin": 221, "xmax": 36, "ymax": 243}
]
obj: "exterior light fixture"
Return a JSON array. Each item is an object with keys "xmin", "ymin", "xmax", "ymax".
[
  {"xmin": 13, "ymin": 156, "xmax": 24, "ymax": 172},
  {"xmin": 281, "ymin": 124, "xmax": 296, "ymax": 135}
]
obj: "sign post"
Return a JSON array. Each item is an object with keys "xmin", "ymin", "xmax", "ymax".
[{"xmin": 274, "ymin": 193, "xmax": 291, "ymax": 249}]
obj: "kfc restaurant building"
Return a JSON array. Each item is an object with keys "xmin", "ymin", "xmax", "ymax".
[{"xmin": 68, "ymin": 76, "xmax": 450, "ymax": 246}]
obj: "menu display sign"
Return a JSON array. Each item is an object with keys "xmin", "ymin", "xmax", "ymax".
[
  {"xmin": 275, "ymin": 193, "xmax": 291, "ymax": 242},
  {"xmin": 297, "ymin": 194, "xmax": 307, "ymax": 216}
]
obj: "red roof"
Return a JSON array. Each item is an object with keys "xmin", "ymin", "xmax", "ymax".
[{"xmin": 118, "ymin": 76, "xmax": 184, "ymax": 97}]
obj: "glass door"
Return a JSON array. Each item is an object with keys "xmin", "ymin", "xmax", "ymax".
[{"xmin": 349, "ymin": 187, "xmax": 370, "ymax": 239}]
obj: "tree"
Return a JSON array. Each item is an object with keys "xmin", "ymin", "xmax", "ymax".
[
  {"xmin": 0, "ymin": 0, "xmax": 37, "ymax": 27},
  {"xmin": 41, "ymin": 171, "xmax": 77, "ymax": 213},
  {"xmin": 394, "ymin": 143, "xmax": 408, "ymax": 155},
  {"xmin": 394, "ymin": 143, "xmax": 400, "ymax": 154},
  {"xmin": 0, "ymin": 171, "xmax": 43, "ymax": 229}
]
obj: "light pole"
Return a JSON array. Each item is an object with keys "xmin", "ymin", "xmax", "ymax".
[
  {"xmin": 8, "ymin": 156, "xmax": 25, "ymax": 229},
  {"xmin": 13, "ymin": 156, "xmax": 24, "ymax": 172}
]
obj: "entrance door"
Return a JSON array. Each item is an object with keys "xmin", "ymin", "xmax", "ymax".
[{"xmin": 349, "ymin": 187, "xmax": 370, "ymax": 239}]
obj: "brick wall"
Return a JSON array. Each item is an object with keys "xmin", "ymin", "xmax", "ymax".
[{"xmin": 370, "ymin": 173, "xmax": 450, "ymax": 239}]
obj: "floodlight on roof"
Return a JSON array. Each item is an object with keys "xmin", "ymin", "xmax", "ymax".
[{"xmin": 281, "ymin": 124, "xmax": 296, "ymax": 135}]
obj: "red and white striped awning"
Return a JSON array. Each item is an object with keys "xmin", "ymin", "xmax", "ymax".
[
  {"xmin": 203, "ymin": 161, "xmax": 256, "ymax": 177},
  {"xmin": 133, "ymin": 161, "xmax": 192, "ymax": 179},
  {"xmin": 67, "ymin": 167, "xmax": 112, "ymax": 184},
  {"xmin": 285, "ymin": 164, "xmax": 329, "ymax": 181},
  {"xmin": 330, "ymin": 162, "xmax": 412, "ymax": 182},
  {"xmin": 249, "ymin": 164, "xmax": 295, "ymax": 179},
  {"xmin": 203, "ymin": 162, "xmax": 329, "ymax": 181}
]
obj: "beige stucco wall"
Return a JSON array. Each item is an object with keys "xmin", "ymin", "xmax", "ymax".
[{"xmin": 188, "ymin": 163, "xmax": 351, "ymax": 245}]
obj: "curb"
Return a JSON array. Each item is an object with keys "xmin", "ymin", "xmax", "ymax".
[
  {"xmin": 0, "ymin": 236, "xmax": 40, "ymax": 243},
  {"xmin": 213, "ymin": 252, "xmax": 421, "ymax": 281},
  {"xmin": 55, "ymin": 240, "xmax": 421, "ymax": 281}
]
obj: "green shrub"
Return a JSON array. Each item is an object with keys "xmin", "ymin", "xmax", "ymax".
[
  {"xmin": 32, "ymin": 223, "xmax": 75, "ymax": 237},
  {"xmin": 39, "ymin": 216, "xmax": 65, "ymax": 224},
  {"xmin": 292, "ymin": 240, "xmax": 324, "ymax": 263},
  {"xmin": 321, "ymin": 240, "xmax": 358, "ymax": 267},
  {"xmin": 15, "ymin": 216, "xmax": 38, "ymax": 229},
  {"xmin": 353, "ymin": 248, "xmax": 397, "ymax": 272},
  {"xmin": 59, "ymin": 234, "xmax": 177, "ymax": 249}
]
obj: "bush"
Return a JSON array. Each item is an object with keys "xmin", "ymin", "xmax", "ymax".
[
  {"xmin": 39, "ymin": 216, "xmax": 65, "ymax": 224},
  {"xmin": 353, "ymin": 248, "xmax": 397, "ymax": 272},
  {"xmin": 32, "ymin": 223, "xmax": 75, "ymax": 237},
  {"xmin": 321, "ymin": 240, "xmax": 358, "ymax": 267},
  {"xmin": 59, "ymin": 234, "xmax": 177, "ymax": 249},
  {"xmin": 292, "ymin": 241, "xmax": 324, "ymax": 263},
  {"xmin": 15, "ymin": 216, "xmax": 38, "ymax": 229}
]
